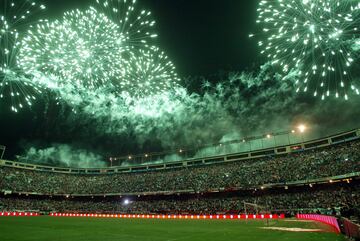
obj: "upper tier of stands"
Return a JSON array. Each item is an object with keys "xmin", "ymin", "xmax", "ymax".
[
  {"xmin": 0, "ymin": 129, "xmax": 359, "ymax": 196},
  {"xmin": 1, "ymin": 128, "xmax": 360, "ymax": 174}
]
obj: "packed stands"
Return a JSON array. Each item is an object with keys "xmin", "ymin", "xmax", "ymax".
[
  {"xmin": 0, "ymin": 139, "xmax": 359, "ymax": 195},
  {"xmin": 0, "ymin": 133, "xmax": 359, "ymax": 221},
  {"xmin": 0, "ymin": 182, "xmax": 359, "ymax": 218}
]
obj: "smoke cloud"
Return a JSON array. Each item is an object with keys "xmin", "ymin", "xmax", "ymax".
[
  {"xmin": 20, "ymin": 63, "xmax": 360, "ymax": 167},
  {"xmin": 20, "ymin": 144, "xmax": 106, "ymax": 168}
]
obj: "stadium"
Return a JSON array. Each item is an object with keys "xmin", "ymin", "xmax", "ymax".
[
  {"xmin": 1, "ymin": 0, "xmax": 360, "ymax": 240},
  {"xmin": 1, "ymin": 128, "xmax": 360, "ymax": 240}
]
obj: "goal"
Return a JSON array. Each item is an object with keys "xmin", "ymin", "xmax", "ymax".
[{"xmin": 243, "ymin": 202, "xmax": 269, "ymax": 215}]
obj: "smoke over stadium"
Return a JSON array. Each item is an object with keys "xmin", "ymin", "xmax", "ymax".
[{"xmin": 19, "ymin": 63, "xmax": 360, "ymax": 167}]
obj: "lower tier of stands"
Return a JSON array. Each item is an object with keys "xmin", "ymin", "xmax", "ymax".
[{"xmin": 1, "ymin": 181, "xmax": 359, "ymax": 222}]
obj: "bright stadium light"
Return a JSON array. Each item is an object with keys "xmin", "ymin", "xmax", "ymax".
[
  {"xmin": 123, "ymin": 199, "xmax": 130, "ymax": 205},
  {"xmin": 297, "ymin": 124, "xmax": 306, "ymax": 133}
]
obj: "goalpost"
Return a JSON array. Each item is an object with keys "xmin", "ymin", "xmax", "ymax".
[
  {"xmin": 243, "ymin": 201, "xmax": 275, "ymax": 226},
  {"xmin": 243, "ymin": 202, "xmax": 268, "ymax": 215}
]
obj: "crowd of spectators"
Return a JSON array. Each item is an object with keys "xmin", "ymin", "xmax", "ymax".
[
  {"xmin": 0, "ymin": 140, "xmax": 359, "ymax": 195},
  {"xmin": 0, "ymin": 184, "xmax": 359, "ymax": 219}
]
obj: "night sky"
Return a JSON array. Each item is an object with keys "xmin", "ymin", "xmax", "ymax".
[
  {"xmin": 0, "ymin": 0, "xmax": 260, "ymax": 160},
  {"xmin": 42, "ymin": 0, "xmax": 259, "ymax": 77}
]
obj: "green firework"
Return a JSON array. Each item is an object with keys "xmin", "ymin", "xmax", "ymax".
[
  {"xmin": 19, "ymin": 7, "xmax": 126, "ymax": 90},
  {"xmin": 120, "ymin": 46, "xmax": 181, "ymax": 97},
  {"xmin": 251, "ymin": 0, "xmax": 360, "ymax": 100},
  {"xmin": 0, "ymin": 0, "xmax": 46, "ymax": 112},
  {"xmin": 94, "ymin": 0, "xmax": 158, "ymax": 47},
  {"xmin": 19, "ymin": 0, "xmax": 179, "ymax": 99}
]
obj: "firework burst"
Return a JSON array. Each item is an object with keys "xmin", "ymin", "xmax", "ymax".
[
  {"xmin": 94, "ymin": 0, "xmax": 157, "ymax": 48},
  {"xmin": 19, "ymin": 0, "xmax": 179, "ymax": 99},
  {"xmin": 19, "ymin": 7, "xmax": 127, "ymax": 90},
  {"xmin": 120, "ymin": 46, "xmax": 181, "ymax": 97},
  {"xmin": 19, "ymin": 0, "xmax": 169, "ymax": 94},
  {"xmin": 251, "ymin": 0, "xmax": 360, "ymax": 100},
  {"xmin": 0, "ymin": 0, "xmax": 46, "ymax": 112}
]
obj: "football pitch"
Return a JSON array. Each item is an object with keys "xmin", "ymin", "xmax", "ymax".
[{"xmin": 0, "ymin": 217, "xmax": 345, "ymax": 241}]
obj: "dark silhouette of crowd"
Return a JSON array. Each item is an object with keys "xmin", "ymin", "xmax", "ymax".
[
  {"xmin": 0, "ymin": 140, "xmax": 359, "ymax": 195},
  {"xmin": 0, "ymin": 183, "xmax": 359, "ymax": 219}
]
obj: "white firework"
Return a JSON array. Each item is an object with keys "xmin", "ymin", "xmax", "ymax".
[
  {"xmin": 0, "ymin": 0, "xmax": 46, "ymax": 112},
  {"xmin": 94, "ymin": 0, "xmax": 157, "ymax": 48},
  {"xmin": 120, "ymin": 46, "xmax": 181, "ymax": 97},
  {"xmin": 252, "ymin": 0, "xmax": 360, "ymax": 100},
  {"xmin": 19, "ymin": 7, "xmax": 126, "ymax": 90}
]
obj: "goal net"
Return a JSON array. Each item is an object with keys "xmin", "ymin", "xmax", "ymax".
[
  {"xmin": 243, "ymin": 201, "xmax": 278, "ymax": 226},
  {"xmin": 243, "ymin": 202, "xmax": 269, "ymax": 215}
]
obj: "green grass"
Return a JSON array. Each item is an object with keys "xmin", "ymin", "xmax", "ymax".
[{"xmin": 0, "ymin": 217, "xmax": 346, "ymax": 241}]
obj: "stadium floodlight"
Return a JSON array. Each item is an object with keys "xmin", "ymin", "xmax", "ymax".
[
  {"xmin": 123, "ymin": 199, "xmax": 130, "ymax": 205},
  {"xmin": 297, "ymin": 124, "xmax": 307, "ymax": 133}
]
